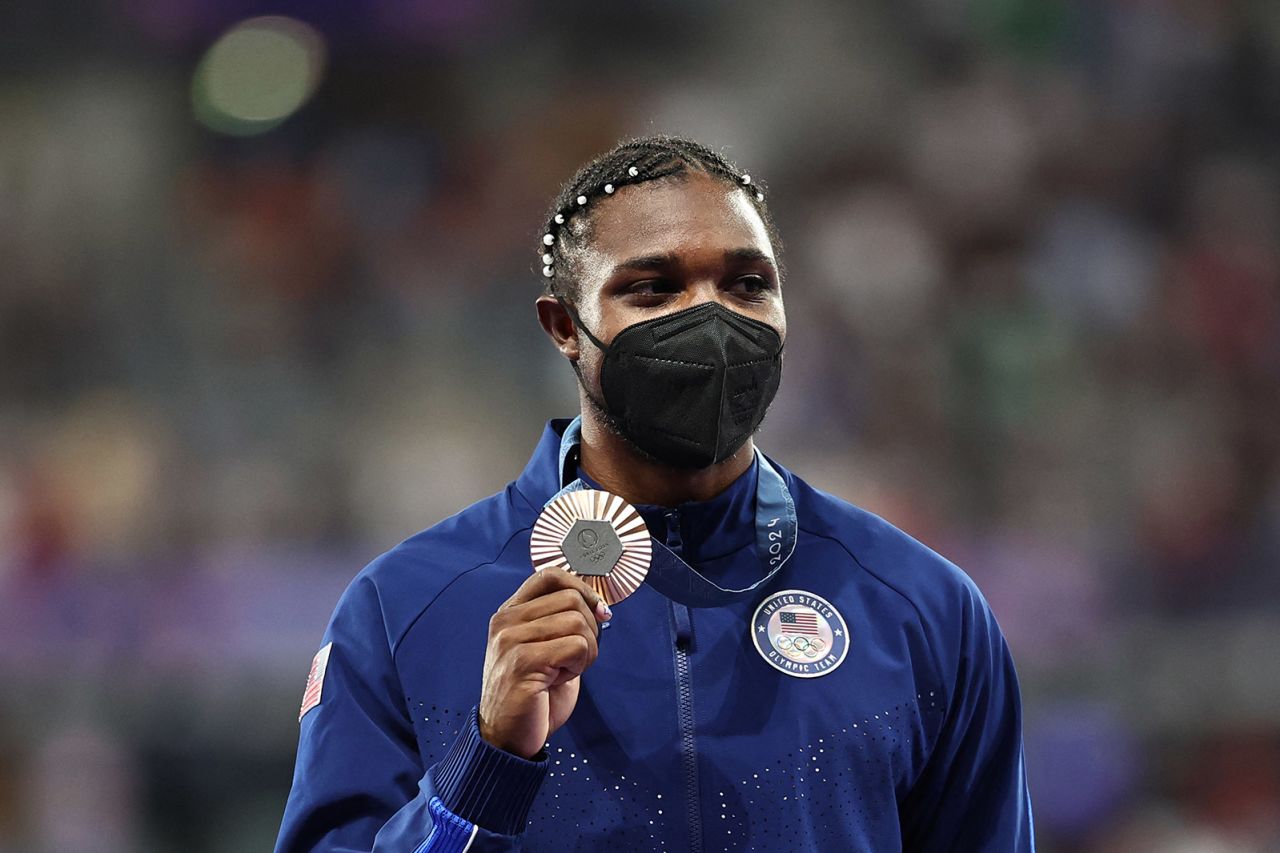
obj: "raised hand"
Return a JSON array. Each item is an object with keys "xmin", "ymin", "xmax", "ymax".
[{"xmin": 478, "ymin": 568, "xmax": 611, "ymax": 759}]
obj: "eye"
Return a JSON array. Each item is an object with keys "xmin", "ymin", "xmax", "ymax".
[
  {"xmin": 731, "ymin": 274, "xmax": 771, "ymax": 297},
  {"xmin": 627, "ymin": 279, "xmax": 679, "ymax": 297}
]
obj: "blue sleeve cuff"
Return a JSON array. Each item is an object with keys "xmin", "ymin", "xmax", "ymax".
[
  {"xmin": 412, "ymin": 798, "xmax": 477, "ymax": 853},
  {"xmin": 427, "ymin": 708, "xmax": 548, "ymax": 836}
]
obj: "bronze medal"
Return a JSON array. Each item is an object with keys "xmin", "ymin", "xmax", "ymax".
[{"xmin": 530, "ymin": 489, "xmax": 652, "ymax": 606}]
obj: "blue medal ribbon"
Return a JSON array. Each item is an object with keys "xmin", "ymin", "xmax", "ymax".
[{"xmin": 545, "ymin": 417, "xmax": 798, "ymax": 608}]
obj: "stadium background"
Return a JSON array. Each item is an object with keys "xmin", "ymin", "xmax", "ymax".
[{"xmin": 2, "ymin": 1, "xmax": 1279, "ymax": 850}]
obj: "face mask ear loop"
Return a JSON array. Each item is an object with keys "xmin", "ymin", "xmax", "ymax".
[
  {"xmin": 550, "ymin": 297, "xmax": 609, "ymax": 350},
  {"xmin": 554, "ymin": 295, "xmax": 610, "ymax": 353},
  {"xmin": 555, "ymin": 294, "xmax": 613, "ymax": 387}
]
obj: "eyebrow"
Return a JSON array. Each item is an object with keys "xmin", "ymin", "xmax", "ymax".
[
  {"xmin": 610, "ymin": 248, "xmax": 777, "ymax": 276},
  {"xmin": 724, "ymin": 247, "xmax": 776, "ymax": 268}
]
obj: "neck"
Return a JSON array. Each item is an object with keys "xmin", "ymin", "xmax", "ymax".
[{"xmin": 576, "ymin": 407, "xmax": 754, "ymax": 507}]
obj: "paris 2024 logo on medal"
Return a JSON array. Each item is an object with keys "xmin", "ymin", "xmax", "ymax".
[{"xmin": 752, "ymin": 589, "xmax": 849, "ymax": 678}]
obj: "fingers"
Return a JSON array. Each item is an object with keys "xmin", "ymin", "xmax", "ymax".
[
  {"xmin": 512, "ymin": 633, "xmax": 597, "ymax": 679},
  {"xmin": 504, "ymin": 567, "xmax": 611, "ymax": 622},
  {"xmin": 502, "ymin": 588, "xmax": 601, "ymax": 638},
  {"xmin": 495, "ymin": 609, "xmax": 600, "ymax": 667}
]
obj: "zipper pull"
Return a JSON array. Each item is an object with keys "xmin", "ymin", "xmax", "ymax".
[
  {"xmin": 664, "ymin": 510, "xmax": 694, "ymax": 650},
  {"xmin": 663, "ymin": 509, "xmax": 684, "ymax": 553},
  {"xmin": 671, "ymin": 600, "xmax": 693, "ymax": 650}
]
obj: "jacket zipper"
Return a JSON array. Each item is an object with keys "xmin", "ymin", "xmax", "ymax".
[{"xmin": 666, "ymin": 510, "xmax": 703, "ymax": 853}]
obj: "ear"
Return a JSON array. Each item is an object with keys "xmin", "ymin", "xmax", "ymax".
[{"xmin": 536, "ymin": 294, "xmax": 580, "ymax": 361}]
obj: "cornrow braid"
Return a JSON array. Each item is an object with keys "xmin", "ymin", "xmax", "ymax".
[{"xmin": 538, "ymin": 134, "xmax": 781, "ymax": 300}]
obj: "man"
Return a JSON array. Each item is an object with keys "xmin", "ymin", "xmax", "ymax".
[{"xmin": 276, "ymin": 135, "xmax": 1034, "ymax": 852}]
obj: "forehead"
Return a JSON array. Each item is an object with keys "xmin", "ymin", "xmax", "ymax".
[{"xmin": 576, "ymin": 171, "xmax": 774, "ymax": 270}]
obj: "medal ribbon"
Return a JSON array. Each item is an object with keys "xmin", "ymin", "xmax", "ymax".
[{"xmin": 546, "ymin": 416, "xmax": 798, "ymax": 608}]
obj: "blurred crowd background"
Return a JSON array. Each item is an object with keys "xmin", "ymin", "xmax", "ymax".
[{"xmin": 2, "ymin": 1, "xmax": 1279, "ymax": 850}]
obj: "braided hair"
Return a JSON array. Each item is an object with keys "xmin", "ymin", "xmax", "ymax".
[{"xmin": 538, "ymin": 135, "xmax": 781, "ymax": 300}]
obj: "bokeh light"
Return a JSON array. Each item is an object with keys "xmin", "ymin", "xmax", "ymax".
[{"xmin": 192, "ymin": 16, "xmax": 326, "ymax": 136}]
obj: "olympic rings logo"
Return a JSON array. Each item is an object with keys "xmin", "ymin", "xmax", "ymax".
[{"xmin": 774, "ymin": 634, "xmax": 829, "ymax": 658}]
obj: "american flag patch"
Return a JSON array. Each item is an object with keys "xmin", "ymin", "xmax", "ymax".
[
  {"xmin": 780, "ymin": 610, "xmax": 821, "ymax": 635},
  {"xmin": 299, "ymin": 642, "xmax": 333, "ymax": 722}
]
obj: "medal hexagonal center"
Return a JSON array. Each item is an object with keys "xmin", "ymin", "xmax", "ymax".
[{"xmin": 560, "ymin": 519, "xmax": 624, "ymax": 576}]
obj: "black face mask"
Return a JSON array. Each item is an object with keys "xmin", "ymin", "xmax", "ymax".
[{"xmin": 561, "ymin": 299, "xmax": 784, "ymax": 469}]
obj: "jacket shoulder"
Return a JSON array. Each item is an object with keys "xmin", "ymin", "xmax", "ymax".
[
  {"xmin": 331, "ymin": 485, "xmax": 534, "ymax": 655},
  {"xmin": 790, "ymin": 474, "xmax": 990, "ymax": 636}
]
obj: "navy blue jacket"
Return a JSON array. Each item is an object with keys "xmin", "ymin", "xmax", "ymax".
[{"xmin": 276, "ymin": 419, "xmax": 1034, "ymax": 852}]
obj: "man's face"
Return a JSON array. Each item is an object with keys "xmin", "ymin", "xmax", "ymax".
[{"xmin": 569, "ymin": 170, "xmax": 786, "ymax": 394}]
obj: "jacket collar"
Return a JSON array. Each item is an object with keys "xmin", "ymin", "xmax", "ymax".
[
  {"xmin": 514, "ymin": 419, "xmax": 757, "ymax": 563},
  {"xmin": 513, "ymin": 418, "xmax": 577, "ymax": 511}
]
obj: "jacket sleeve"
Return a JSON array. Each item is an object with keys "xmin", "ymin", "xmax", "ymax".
[
  {"xmin": 899, "ymin": 583, "xmax": 1036, "ymax": 851},
  {"xmin": 275, "ymin": 574, "xmax": 548, "ymax": 852}
]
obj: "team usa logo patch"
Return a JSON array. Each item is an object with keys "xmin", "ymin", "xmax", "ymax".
[
  {"xmin": 299, "ymin": 642, "xmax": 333, "ymax": 722},
  {"xmin": 751, "ymin": 590, "xmax": 849, "ymax": 678}
]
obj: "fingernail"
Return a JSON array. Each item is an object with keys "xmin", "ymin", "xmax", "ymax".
[{"xmin": 596, "ymin": 601, "xmax": 612, "ymax": 621}]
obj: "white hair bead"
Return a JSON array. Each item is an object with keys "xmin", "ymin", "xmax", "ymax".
[
  {"xmin": 554, "ymin": 214, "xmax": 565, "ymax": 225},
  {"xmin": 543, "ymin": 265, "xmax": 554, "ymax": 277},
  {"xmin": 604, "ymin": 183, "xmax": 614, "ymax": 194},
  {"xmin": 741, "ymin": 174, "xmax": 751, "ymax": 184},
  {"xmin": 542, "ymin": 252, "xmax": 553, "ymax": 264},
  {"xmin": 577, "ymin": 195, "xmax": 587, "ymax": 206},
  {"xmin": 756, "ymin": 191, "xmax": 764, "ymax": 201},
  {"xmin": 628, "ymin": 166, "xmax": 639, "ymax": 177},
  {"xmin": 543, "ymin": 234, "xmax": 554, "ymax": 246}
]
